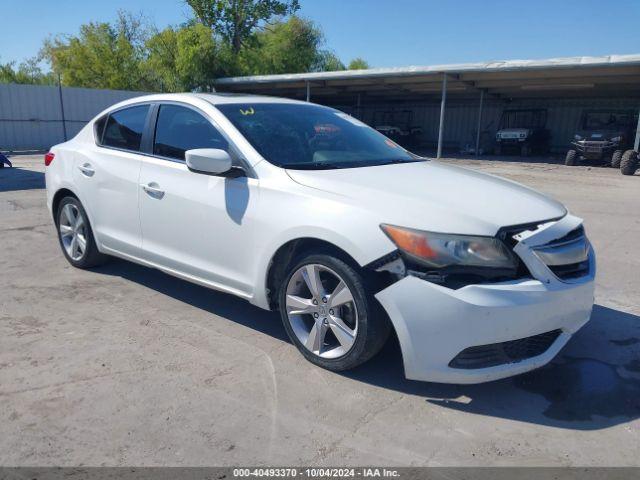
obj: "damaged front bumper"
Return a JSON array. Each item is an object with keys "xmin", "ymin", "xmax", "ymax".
[{"xmin": 374, "ymin": 214, "xmax": 595, "ymax": 384}]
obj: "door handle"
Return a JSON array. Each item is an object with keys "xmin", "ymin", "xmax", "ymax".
[
  {"xmin": 77, "ymin": 163, "xmax": 95, "ymax": 176},
  {"xmin": 141, "ymin": 183, "xmax": 165, "ymax": 198}
]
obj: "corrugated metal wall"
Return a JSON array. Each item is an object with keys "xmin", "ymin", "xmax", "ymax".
[
  {"xmin": 0, "ymin": 84, "xmax": 147, "ymax": 152},
  {"xmin": 332, "ymin": 97, "xmax": 640, "ymax": 153},
  {"xmin": 2, "ymin": 83, "xmax": 638, "ymax": 154}
]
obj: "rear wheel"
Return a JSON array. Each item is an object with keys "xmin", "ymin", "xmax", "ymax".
[
  {"xmin": 565, "ymin": 149, "xmax": 578, "ymax": 166},
  {"xmin": 278, "ymin": 253, "xmax": 390, "ymax": 371},
  {"xmin": 56, "ymin": 196, "xmax": 107, "ymax": 268},
  {"xmin": 611, "ymin": 150, "xmax": 623, "ymax": 168},
  {"xmin": 620, "ymin": 150, "xmax": 639, "ymax": 176}
]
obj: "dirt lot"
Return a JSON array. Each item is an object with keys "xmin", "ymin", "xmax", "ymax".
[{"xmin": 1, "ymin": 155, "xmax": 639, "ymax": 466}]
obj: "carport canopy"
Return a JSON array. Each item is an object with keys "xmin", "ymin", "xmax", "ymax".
[{"xmin": 214, "ymin": 54, "xmax": 640, "ymax": 157}]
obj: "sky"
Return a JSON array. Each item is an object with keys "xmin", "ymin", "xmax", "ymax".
[{"xmin": 1, "ymin": 0, "xmax": 639, "ymax": 69}]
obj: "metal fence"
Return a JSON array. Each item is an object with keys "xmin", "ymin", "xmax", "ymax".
[{"xmin": 0, "ymin": 83, "xmax": 147, "ymax": 153}]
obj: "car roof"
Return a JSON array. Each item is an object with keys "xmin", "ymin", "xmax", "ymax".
[{"xmin": 112, "ymin": 92, "xmax": 311, "ymax": 107}]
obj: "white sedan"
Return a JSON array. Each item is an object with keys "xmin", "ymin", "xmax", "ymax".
[{"xmin": 44, "ymin": 93, "xmax": 595, "ymax": 383}]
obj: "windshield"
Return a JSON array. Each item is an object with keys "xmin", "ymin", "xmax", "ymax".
[
  {"xmin": 581, "ymin": 111, "xmax": 634, "ymax": 131},
  {"xmin": 216, "ymin": 103, "xmax": 421, "ymax": 169},
  {"xmin": 499, "ymin": 110, "xmax": 546, "ymax": 129}
]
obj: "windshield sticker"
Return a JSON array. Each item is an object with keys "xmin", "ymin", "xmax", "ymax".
[
  {"xmin": 240, "ymin": 107, "xmax": 255, "ymax": 116},
  {"xmin": 334, "ymin": 112, "xmax": 367, "ymax": 127}
]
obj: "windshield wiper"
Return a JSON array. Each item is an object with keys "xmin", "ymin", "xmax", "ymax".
[
  {"xmin": 281, "ymin": 162, "xmax": 346, "ymax": 170},
  {"xmin": 384, "ymin": 158, "xmax": 428, "ymax": 165}
]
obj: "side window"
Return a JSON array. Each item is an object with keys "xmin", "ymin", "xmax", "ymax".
[
  {"xmin": 94, "ymin": 114, "xmax": 107, "ymax": 144},
  {"xmin": 103, "ymin": 105, "xmax": 149, "ymax": 151},
  {"xmin": 153, "ymin": 104, "xmax": 228, "ymax": 161}
]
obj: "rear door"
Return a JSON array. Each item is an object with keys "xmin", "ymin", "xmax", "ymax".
[
  {"xmin": 138, "ymin": 103, "xmax": 259, "ymax": 294},
  {"xmin": 73, "ymin": 104, "xmax": 151, "ymax": 257}
]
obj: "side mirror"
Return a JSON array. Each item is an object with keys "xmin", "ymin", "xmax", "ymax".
[{"xmin": 185, "ymin": 148, "xmax": 233, "ymax": 175}]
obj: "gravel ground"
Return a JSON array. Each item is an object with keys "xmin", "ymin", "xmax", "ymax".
[{"xmin": 1, "ymin": 154, "xmax": 639, "ymax": 466}]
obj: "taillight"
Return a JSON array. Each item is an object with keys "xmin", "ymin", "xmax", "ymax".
[{"xmin": 44, "ymin": 152, "xmax": 55, "ymax": 166}]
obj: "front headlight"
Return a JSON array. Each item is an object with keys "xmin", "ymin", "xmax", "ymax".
[
  {"xmin": 574, "ymin": 134, "xmax": 584, "ymax": 141},
  {"xmin": 610, "ymin": 136, "xmax": 621, "ymax": 143},
  {"xmin": 381, "ymin": 224, "xmax": 518, "ymax": 269}
]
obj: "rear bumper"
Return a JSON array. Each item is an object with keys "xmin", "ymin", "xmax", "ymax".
[{"xmin": 375, "ymin": 215, "xmax": 595, "ymax": 384}]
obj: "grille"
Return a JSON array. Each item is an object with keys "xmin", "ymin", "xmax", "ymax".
[
  {"xmin": 548, "ymin": 261, "xmax": 590, "ymax": 280},
  {"xmin": 499, "ymin": 222, "xmax": 590, "ymax": 282},
  {"xmin": 449, "ymin": 329, "xmax": 562, "ymax": 369},
  {"xmin": 533, "ymin": 226, "xmax": 590, "ymax": 281}
]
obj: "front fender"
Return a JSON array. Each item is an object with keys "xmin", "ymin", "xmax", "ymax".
[{"xmin": 249, "ymin": 224, "xmax": 395, "ymax": 310}]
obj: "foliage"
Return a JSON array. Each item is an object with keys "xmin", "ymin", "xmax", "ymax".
[
  {"xmin": 146, "ymin": 24, "xmax": 232, "ymax": 91},
  {"xmin": 186, "ymin": 0, "xmax": 300, "ymax": 53},
  {"xmin": 0, "ymin": 57, "xmax": 56, "ymax": 85},
  {"xmin": 9, "ymin": 2, "xmax": 369, "ymax": 92},
  {"xmin": 42, "ymin": 11, "xmax": 152, "ymax": 90},
  {"xmin": 348, "ymin": 57, "xmax": 370, "ymax": 70},
  {"xmin": 239, "ymin": 16, "xmax": 325, "ymax": 75},
  {"xmin": 314, "ymin": 51, "xmax": 345, "ymax": 72}
]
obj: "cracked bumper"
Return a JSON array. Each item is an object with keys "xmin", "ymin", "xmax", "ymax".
[{"xmin": 374, "ymin": 215, "xmax": 595, "ymax": 384}]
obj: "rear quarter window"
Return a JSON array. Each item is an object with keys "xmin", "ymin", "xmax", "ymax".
[{"xmin": 102, "ymin": 105, "xmax": 150, "ymax": 151}]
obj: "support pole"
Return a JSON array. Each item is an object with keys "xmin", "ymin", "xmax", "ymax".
[
  {"xmin": 306, "ymin": 81, "xmax": 311, "ymax": 102},
  {"xmin": 436, "ymin": 74, "xmax": 447, "ymax": 159},
  {"xmin": 475, "ymin": 89, "xmax": 485, "ymax": 157},
  {"xmin": 634, "ymin": 106, "xmax": 640, "ymax": 151},
  {"xmin": 57, "ymin": 73, "xmax": 68, "ymax": 142}
]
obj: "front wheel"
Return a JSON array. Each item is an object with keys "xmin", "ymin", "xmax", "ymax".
[
  {"xmin": 278, "ymin": 253, "xmax": 390, "ymax": 371},
  {"xmin": 56, "ymin": 196, "xmax": 107, "ymax": 268},
  {"xmin": 520, "ymin": 144, "xmax": 530, "ymax": 157},
  {"xmin": 611, "ymin": 150, "xmax": 623, "ymax": 168},
  {"xmin": 565, "ymin": 149, "xmax": 578, "ymax": 166},
  {"xmin": 620, "ymin": 150, "xmax": 639, "ymax": 176}
]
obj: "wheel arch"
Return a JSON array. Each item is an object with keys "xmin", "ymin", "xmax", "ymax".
[
  {"xmin": 264, "ymin": 237, "xmax": 364, "ymax": 311},
  {"xmin": 51, "ymin": 187, "xmax": 78, "ymax": 223}
]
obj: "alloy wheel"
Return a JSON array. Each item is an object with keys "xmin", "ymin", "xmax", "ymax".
[
  {"xmin": 285, "ymin": 264, "xmax": 358, "ymax": 359},
  {"xmin": 58, "ymin": 203, "xmax": 87, "ymax": 261}
]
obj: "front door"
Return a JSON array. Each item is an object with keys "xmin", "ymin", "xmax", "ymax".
[{"xmin": 138, "ymin": 103, "xmax": 259, "ymax": 295}]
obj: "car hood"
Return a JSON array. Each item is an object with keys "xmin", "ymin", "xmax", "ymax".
[
  {"xmin": 577, "ymin": 130, "xmax": 626, "ymax": 140},
  {"xmin": 497, "ymin": 128, "xmax": 529, "ymax": 136},
  {"xmin": 286, "ymin": 161, "xmax": 566, "ymax": 236}
]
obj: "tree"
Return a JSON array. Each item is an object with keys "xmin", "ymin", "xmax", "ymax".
[
  {"xmin": 348, "ymin": 57, "xmax": 370, "ymax": 70},
  {"xmin": 146, "ymin": 24, "xmax": 234, "ymax": 91},
  {"xmin": 41, "ymin": 11, "xmax": 151, "ymax": 90},
  {"xmin": 0, "ymin": 57, "xmax": 56, "ymax": 85},
  {"xmin": 239, "ymin": 16, "xmax": 324, "ymax": 75},
  {"xmin": 314, "ymin": 51, "xmax": 345, "ymax": 72},
  {"xmin": 28, "ymin": 4, "xmax": 369, "ymax": 91},
  {"xmin": 186, "ymin": 0, "xmax": 300, "ymax": 53}
]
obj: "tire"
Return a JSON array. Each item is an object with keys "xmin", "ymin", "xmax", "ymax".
[
  {"xmin": 520, "ymin": 144, "xmax": 530, "ymax": 157},
  {"xmin": 278, "ymin": 253, "xmax": 391, "ymax": 372},
  {"xmin": 620, "ymin": 150, "xmax": 639, "ymax": 176},
  {"xmin": 55, "ymin": 196, "xmax": 108, "ymax": 268},
  {"xmin": 611, "ymin": 150, "xmax": 623, "ymax": 168},
  {"xmin": 495, "ymin": 145, "xmax": 502, "ymax": 156},
  {"xmin": 565, "ymin": 149, "xmax": 578, "ymax": 166}
]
